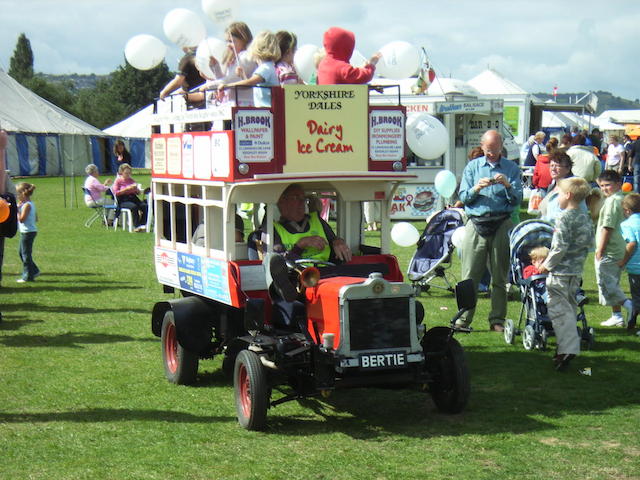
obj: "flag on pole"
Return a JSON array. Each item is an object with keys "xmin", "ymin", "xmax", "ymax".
[{"xmin": 552, "ymin": 85, "xmax": 558, "ymax": 99}]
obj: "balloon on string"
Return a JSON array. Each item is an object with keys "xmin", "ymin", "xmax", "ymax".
[
  {"xmin": 163, "ymin": 8, "xmax": 206, "ymax": 48},
  {"xmin": 195, "ymin": 37, "xmax": 227, "ymax": 79},
  {"xmin": 622, "ymin": 182, "xmax": 633, "ymax": 192},
  {"xmin": 391, "ymin": 222, "xmax": 420, "ymax": 247},
  {"xmin": 124, "ymin": 34, "xmax": 167, "ymax": 71},
  {"xmin": 434, "ymin": 170, "xmax": 457, "ymax": 198},
  {"xmin": 294, "ymin": 44, "xmax": 320, "ymax": 84},
  {"xmin": 350, "ymin": 49, "xmax": 367, "ymax": 67},
  {"xmin": 376, "ymin": 41, "xmax": 420, "ymax": 79},
  {"xmin": 405, "ymin": 112, "xmax": 449, "ymax": 160},
  {"xmin": 0, "ymin": 198, "xmax": 9, "ymax": 223},
  {"xmin": 202, "ymin": 0, "xmax": 235, "ymax": 24},
  {"xmin": 451, "ymin": 226, "xmax": 466, "ymax": 249}
]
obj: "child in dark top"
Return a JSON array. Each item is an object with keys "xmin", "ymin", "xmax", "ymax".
[{"xmin": 317, "ymin": 27, "xmax": 380, "ymax": 85}]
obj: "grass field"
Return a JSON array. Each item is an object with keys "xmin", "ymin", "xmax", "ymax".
[{"xmin": 1, "ymin": 175, "xmax": 639, "ymax": 480}]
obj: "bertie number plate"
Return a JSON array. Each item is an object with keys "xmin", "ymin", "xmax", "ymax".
[{"xmin": 359, "ymin": 352, "xmax": 406, "ymax": 369}]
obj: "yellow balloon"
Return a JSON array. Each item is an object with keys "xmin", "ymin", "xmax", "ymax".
[{"xmin": 0, "ymin": 198, "xmax": 9, "ymax": 223}]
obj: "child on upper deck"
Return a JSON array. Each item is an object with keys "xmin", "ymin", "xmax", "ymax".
[
  {"xmin": 219, "ymin": 30, "xmax": 280, "ymax": 107},
  {"xmin": 317, "ymin": 27, "xmax": 380, "ymax": 85}
]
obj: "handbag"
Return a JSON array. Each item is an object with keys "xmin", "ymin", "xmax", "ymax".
[{"xmin": 527, "ymin": 189, "xmax": 544, "ymax": 216}]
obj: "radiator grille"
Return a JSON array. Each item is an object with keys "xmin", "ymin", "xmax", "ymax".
[{"xmin": 347, "ymin": 297, "xmax": 411, "ymax": 351}]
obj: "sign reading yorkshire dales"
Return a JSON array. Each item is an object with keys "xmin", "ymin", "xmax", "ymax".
[{"xmin": 284, "ymin": 85, "xmax": 368, "ymax": 172}]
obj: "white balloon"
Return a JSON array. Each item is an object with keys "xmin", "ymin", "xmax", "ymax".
[
  {"xmin": 350, "ymin": 49, "xmax": 367, "ymax": 67},
  {"xmin": 405, "ymin": 113, "xmax": 449, "ymax": 160},
  {"xmin": 451, "ymin": 226, "xmax": 466, "ymax": 249},
  {"xmin": 294, "ymin": 44, "xmax": 320, "ymax": 84},
  {"xmin": 376, "ymin": 41, "xmax": 420, "ymax": 79},
  {"xmin": 195, "ymin": 37, "xmax": 227, "ymax": 79},
  {"xmin": 163, "ymin": 8, "xmax": 206, "ymax": 48},
  {"xmin": 202, "ymin": 0, "xmax": 235, "ymax": 24},
  {"xmin": 434, "ymin": 170, "xmax": 457, "ymax": 198},
  {"xmin": 124, "ymin": 34, "xmax": 167, "ymax": 71},
  {"xmin": 391, "ymin": 222, "xmax": 420, "ymax": 248}
]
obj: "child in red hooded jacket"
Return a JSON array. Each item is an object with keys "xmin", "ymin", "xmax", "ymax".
[{"xmin": 317, "ymin": 27, "xmax": 381, "ymax": 85}]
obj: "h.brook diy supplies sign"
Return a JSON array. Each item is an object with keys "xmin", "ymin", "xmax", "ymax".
[{"xmin": 284, "ymin": 85, "xmax": 368, "ymax": 173}]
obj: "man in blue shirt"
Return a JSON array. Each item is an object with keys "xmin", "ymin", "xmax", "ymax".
[{"xmin": 457, "ymin": 130, "xmax": 523, "ymax": 331}]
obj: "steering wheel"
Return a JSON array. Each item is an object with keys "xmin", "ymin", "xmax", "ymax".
[{"xmin": 293, "ymin": 258, "xmax": 336, "ymax": 268}]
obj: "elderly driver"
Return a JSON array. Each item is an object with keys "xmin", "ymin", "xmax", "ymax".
[{"xmin": 271, "ymin": 183, "xmax": 351, "ymax": 263}]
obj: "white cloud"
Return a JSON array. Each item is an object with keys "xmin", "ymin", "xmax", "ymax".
[{"xmin": 1, "ymin": 0, "xmax": 639, "ymax": 99}]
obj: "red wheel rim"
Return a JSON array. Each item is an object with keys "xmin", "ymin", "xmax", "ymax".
[
  {"xmin": 164, "ymin": 322, "xmax": 178, "ymax": 373},
  {"xmin": 238, "ymin": 364, "xmax": 251, "ymax": 417}
]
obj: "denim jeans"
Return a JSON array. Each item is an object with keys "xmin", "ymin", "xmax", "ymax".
[
  {"xmin": 634, "ymin": 162, "xmax": 640, "ymax": 193},
  {"xmin": 19, "ymin": 231, "xmax": 39, "ymax": 281}
]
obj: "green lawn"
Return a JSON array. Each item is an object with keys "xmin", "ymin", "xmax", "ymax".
[{"xmin": 1, "ymin": 176, "xmax": 639, "ymax": 480}]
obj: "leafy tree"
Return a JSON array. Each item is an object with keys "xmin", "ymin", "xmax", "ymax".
[
  {"xmin": 108, "ymin": 61, "xmax": 173, "ymax": 117},
  {"xmin": 9, "ymin": 33, "xmax": 34, "ymax": 83},
  {"xmin": 25, "ymin": 76, "xmax": 76, "ymax": 112},
  {"xmin": 73, "ymin": 78, "xmax": 127, "ymax": 129}
]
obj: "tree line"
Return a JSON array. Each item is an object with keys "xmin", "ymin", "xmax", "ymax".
[{"xmin": 7, "ymin": 33, "xmax": 173, "ymax": 130}]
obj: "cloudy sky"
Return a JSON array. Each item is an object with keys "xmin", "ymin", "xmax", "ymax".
[{"xmin": 1, "ymin": 0, "xmax": 638, "ymax": 100}]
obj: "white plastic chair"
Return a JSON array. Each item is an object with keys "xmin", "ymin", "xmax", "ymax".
[{"xmin": 110, "ymin": 188, "xmax": 134, "ymax": 232}]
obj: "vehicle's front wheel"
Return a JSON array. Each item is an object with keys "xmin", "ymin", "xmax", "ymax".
[
  {"xmin": 161, "ymin": 310, "xmax": 199, "ymax": 385},
  {"xmin": 424, "ymin": 328, "xmax": 470, "ymax": 414},
  {"xmin": 234, "ymin": 350, "xmax": 270, "ymax": 430}
]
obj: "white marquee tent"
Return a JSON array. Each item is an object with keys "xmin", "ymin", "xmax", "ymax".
[{"xmin": 0, "ymin": 69, "xmax": 110, "ymax": 177}]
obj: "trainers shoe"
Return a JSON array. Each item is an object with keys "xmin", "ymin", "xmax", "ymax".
[
  {"xmin": 269, "ymin": 254, "xmax": 298, "ymax": 302},
  {"xmin": 600, "ymin": 316, "xmax": 624, "ymax": 327},
  {"xmin": 16, "ymin": 278, "xmax": 27, "ymax": 283}
]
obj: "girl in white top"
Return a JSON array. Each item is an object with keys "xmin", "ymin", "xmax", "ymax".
[
  {"xmin": 16, "ymin": 182, "xmax": 39, "ymax": 282},
  {"xmin": 606, "ymin": 135, "xmax": 625, "ymax": 173},
  {"xmin": 219, "ymin": 30, "xmax": 280, "ymax": 108},
  {"xmin": 194, "ymin": 22, "xmax": 257, "ymax": 107}
]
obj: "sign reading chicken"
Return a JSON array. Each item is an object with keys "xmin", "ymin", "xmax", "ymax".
[{"xmin": 284, "ymin": 85, "xmax": 368, "ymax": 173}]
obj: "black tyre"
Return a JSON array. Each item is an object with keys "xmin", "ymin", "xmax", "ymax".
[
  {"xmin": 161, "ymin": 310, "xmax": 199, "ymax": 385},
  {"xmin": 234, "ymin": 349, "xmax": 269, "ymax": 430},
  {"xmin": 424, "ymin": 329, "xmax": 470, "ymax": 414}
]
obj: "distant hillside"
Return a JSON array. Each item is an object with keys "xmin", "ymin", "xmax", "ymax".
[
  {"xmin": 533, "ymin": 91, "xmax": 640, "ymax": 116},
  {"xmin": 40, "ymin": 73, "xmax": 109, "ymax": 90}
]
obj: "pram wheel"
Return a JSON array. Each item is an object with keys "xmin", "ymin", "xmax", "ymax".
[
  {"xmin": 503, "ymin": 318, "xmax": 516, "ymax": 345},
  {"xmin": 539, "ymin": 329, "xmax": 549, "ymax": 350},
  {"xmin": 522, "ymin": 324, "xmax": 535, "ymax": 350},
  {"xmin": 582, "ymin": 326, "xmax": 595, "ymax": 350}
]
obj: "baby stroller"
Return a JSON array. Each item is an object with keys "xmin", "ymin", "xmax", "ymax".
[
  {"xmin": 407, "ymin": 208, "xmax": 464, "ymax": 296},
  {"xmin": 504, "ymin": 219, "xmax": 594, "ymax": 350}
]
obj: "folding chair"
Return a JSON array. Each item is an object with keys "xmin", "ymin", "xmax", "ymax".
[{"xmin": 82, "ymin": 188, "xmax": 113, "ymax": 228}]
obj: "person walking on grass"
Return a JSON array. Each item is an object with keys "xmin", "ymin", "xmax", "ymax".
[
  {"xmin": 457, "ymin": 129, "xmax": 523, "ymax": 332},
  {"xmin": 16, "ymin": 182, "xmax": 40, "ymax": 283},
  {"xmin": 538, "ymin": 177, "xmax": 593, "ymax": 371},
  {"xmin": 618, "ymin": 193, "xmax": 640, "ymax": 336},
  {"xmin": 595, "ymin": 170, "xmax": 632, "ymax": 327}
]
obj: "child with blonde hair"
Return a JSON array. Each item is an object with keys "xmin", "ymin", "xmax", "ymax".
[
  {"xmin": 219, "ymin": 30, "xmax": 280, "ymax": 107},
  {"xmin": 16, "ymin": 182, "xmax": 40, "ymax": 283},
  {"xmin": 523, "ymin": 246, "xmax": 549, "ymax": 279},
  {"xmin": 539, "ymin": 177, "xmax": 593, "ymax": 371}
]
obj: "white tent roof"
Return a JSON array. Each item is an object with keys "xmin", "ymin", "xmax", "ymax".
[
  {"xmin": 426, "ymin": 78, "xmax": 479, "ymax": 96},
  {"xmin": 467, "ymin": 68, "xmax": 527, "ymax": 95},
  {"xmin": 542, "ymin": 111, "xmax": 589, "ymax": 129},
  {"xmin": 0, "ymin": 69, "xmax": 104, "ymax": 136},
  {"xmin": 104, "ymin": 104, "xmax": 153, "ymax": 138},
  {"xmin": 596, "ymin": 109, "xmax": 640, "ymax": 124}
]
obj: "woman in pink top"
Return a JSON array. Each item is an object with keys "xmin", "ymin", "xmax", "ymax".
[
  {"xmin": 112, "ymin": 163, "xmax": 147, "ymax": 232},
  {"xmin": 83, "ymin": 164, "xmax": 112, "ymax": 206}
]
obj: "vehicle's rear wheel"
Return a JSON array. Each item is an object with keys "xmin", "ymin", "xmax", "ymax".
[
  {"xmin": 161, "ymin": 310, "xmax": 199, "ymax": 385},
  {"xmin": 424, "ymin": 328, "xmax": 470, "ymax": 413},
  {"xmin": 234, "ymin": 349, "xmax": 269, "ymax": 430}
]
